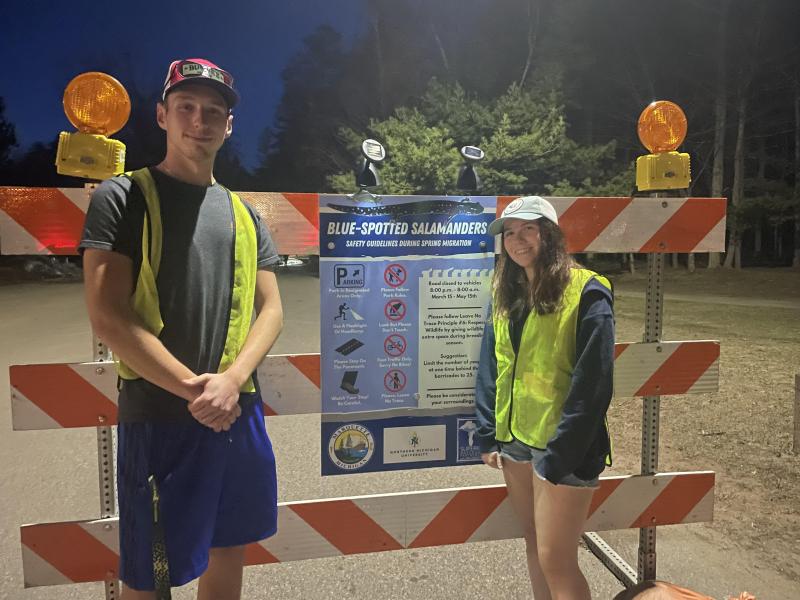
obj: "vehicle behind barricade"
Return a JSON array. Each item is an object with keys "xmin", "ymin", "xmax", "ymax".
[{"xmin": 3, "ymin": 183, "xmax": 726, "ymax": 595}]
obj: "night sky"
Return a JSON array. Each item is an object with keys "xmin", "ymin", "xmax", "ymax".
[{"xmin": 0, "ymin": 0, "xmax": 365, "ymax": 169}]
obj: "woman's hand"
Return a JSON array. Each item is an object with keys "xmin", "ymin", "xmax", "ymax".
[{"xmin": 481, "ymin": 451, "xmax": 503, "ymax": 470}]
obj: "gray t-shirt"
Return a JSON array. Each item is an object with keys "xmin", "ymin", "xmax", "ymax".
[{"xmin": 79, "ymin": 167, "xmax": 280, "ymax": 422}]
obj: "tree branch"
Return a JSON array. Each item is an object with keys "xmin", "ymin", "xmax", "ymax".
[{"xmin": 519, "ymin": 0, "xmax": 541, "ymax": 88}]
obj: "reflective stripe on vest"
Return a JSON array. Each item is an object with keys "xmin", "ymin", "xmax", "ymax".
[
  {"xmin": 493, "ymin": 267, "xmax": 611, "ymax": 448},
  {"xmin": 116, "ymin": 168, "xmax": 257, "ymax": 393}
]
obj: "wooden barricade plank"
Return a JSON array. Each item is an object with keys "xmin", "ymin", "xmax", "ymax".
[
  {"xmin": 10, "ymin": 342, "xmax": 720, "ymax": 430},
  {"xmin": 0, "ymin": 187, "xmax": 323, "ymax": 257},
  {"xmin": 614, "ymin": 341, "xmax": 720, "ymax": 397},
  {"xmin": 1, "ymin": 189, "xmax": 726, "ymax": 256},
  {"xmin": 497, "ymin": 196, "xmax": 727, "ymax": 253},
  {"xmin": 19, "ymin": 472, "xmax": 714, "ymax": 588},
  {"xmin": 236, "ymin": 192, "xmax": 320, "ymax": 256},
  {"xmin": 0, "ymin": 187, "xmax": 89, "ymax": 255}
]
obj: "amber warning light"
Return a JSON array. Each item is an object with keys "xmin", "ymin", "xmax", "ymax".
[
  {"xmin": 635, "ymin": 100, "xmax": 691, "ymax": 192},
  {"xmin": 56, "ymin": 72, "xmax": 130, "ymax": 180}
]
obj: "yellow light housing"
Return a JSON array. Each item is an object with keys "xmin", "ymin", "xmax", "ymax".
[
  {"xmin": 63, "ymin": 72, "xmax": 130, "ymax": 135},
  {"xmin": 56, "ymin": 72, "xmax": 130, "ymax": 180},
  {"xmin": 637, "ymin": 100, "xmax": 687, "ymax": 154},
  {"xmin": 56, "ymin": 132, "xmax": 127, "ymax": 181},
  {"xmin": 635, "ymin": 100, "xmax": 690, "ymax": 191},
  {"xmin": 636, "ymin": 152, "xmax": 691, "ymax": 191}
]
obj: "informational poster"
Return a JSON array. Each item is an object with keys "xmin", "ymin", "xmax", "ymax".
[
  {"xmin": 319, "ymin": 195, "xmax": 496, "ymax": 474},
  {"xmin": 417, "ymin": 268, "xmax": 490, "ymax": 409}
]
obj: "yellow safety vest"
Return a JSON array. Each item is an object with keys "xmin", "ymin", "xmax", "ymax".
[
  {"xmin": 116, "ymin": 168, "xmax": 258, "ymax": 393},
  {"xmin": 493, "ymin": 267, "xmax": 611, "ymax": 448}
]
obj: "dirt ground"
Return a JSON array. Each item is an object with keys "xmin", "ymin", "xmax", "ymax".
[{"xmin": 606, "ymin": 265, "xmax": 800, "ymax": 585}]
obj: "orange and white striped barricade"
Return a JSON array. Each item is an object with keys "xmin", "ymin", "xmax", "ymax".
[
  {"xmin": 19, "ymin": 472, "xmax": 715, "ymax": 588},
  {"xmin": 8, "ymin": 192, "xmax": 725, "ymax": 596},
  {"xmin": 0, "ymin": 187, "xmax": 90, "ymax": 255},
  {"xmin": 2, "ymin": 188, "xmax": 724, "ymax": 257},
  {"xmin": 236, "ymin": 192, "xmax": 320, "ymax": 256},
  {"xmin": 10, "ymin": 342, "xmax": 720, "ymax": 430},
  {"xmin": 0, "ymin": 187, "xmax": 322, "ymax": 257},
  {"xmin": 498, "ymin": 196, "xmax": 726, "ymax": 254}
]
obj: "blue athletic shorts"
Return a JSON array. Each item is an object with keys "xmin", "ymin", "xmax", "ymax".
[{"xmin": 117, "ymin": 399, "xmax": 278, "ymax": 591}]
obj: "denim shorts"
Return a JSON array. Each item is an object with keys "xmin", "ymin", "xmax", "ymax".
[{"xmin": 499, "ymin": 439, "xmax": 599, "ymax": 488}]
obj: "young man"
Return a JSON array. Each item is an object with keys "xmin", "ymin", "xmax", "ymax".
[{"xmin": 80, "ymin": 58, "xmax": 283, "ymax": 599}]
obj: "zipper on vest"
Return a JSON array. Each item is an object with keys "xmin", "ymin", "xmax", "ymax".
[{"xmin": 507, "ymin": 318, "xmax": 519, "ymax": 443}]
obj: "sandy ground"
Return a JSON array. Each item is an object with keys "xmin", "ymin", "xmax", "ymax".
[{"xmin": 1, "ymin": 266, "xmax": 799, "ymax": 599}]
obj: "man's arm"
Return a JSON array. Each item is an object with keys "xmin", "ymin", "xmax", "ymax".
[
  {"xmin": 83, "ymin": 248, "xmax": 201, "ymax": 402},
  {"xmin": 227, "ymin": 269, "xmax": 283, "ymax": 385},
  {"xmin": 186, "ymin": 269, "xmax": 283, "ymax": 423}
]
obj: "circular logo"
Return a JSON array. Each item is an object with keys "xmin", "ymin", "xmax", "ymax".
[
  {"xmin": 328, "ymin": 424, "xmax": 375, "ymax": 471},
  {"xmin": 504, "ymin": 198, "xmax": 524, "ymax": 214}
]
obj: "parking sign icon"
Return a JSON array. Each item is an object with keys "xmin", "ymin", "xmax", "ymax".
[{"xmin": 334, "ymin": 264, "xmax": 365, "ymax": 288}]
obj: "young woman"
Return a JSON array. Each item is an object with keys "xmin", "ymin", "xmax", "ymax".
[{"xmin": 475, "ymin": 196, "xmax": 615, "ymax": 600}]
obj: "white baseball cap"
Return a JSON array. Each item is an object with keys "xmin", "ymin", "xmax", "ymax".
[{"xmin": 487, "ymin": 196, "xmax": 558, "ymax": 235}]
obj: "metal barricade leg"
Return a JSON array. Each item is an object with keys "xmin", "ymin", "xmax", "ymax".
[
  {"xmin": 638, "ymin": 251, "xmax": 664, "ymax": 582},
  {"xmin": 580, "ymin": 247, "xmax": 667, "ymax": 589},
  {"xmin": 582, "ymin": 532, "xmax": 638, "ymax": 588},
  {"xmin": 94, "ymin": 334, "xmax": 120, "ymax": 599}
]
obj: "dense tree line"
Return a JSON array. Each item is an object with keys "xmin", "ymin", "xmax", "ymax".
[{"xmin": 1, "ymin": 0, "xmax": 798, "ymax": 267}]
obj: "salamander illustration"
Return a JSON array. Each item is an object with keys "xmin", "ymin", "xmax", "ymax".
[{"xmin": 326, "ymin": 198, "xmax": 484, "ymax": 217}]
